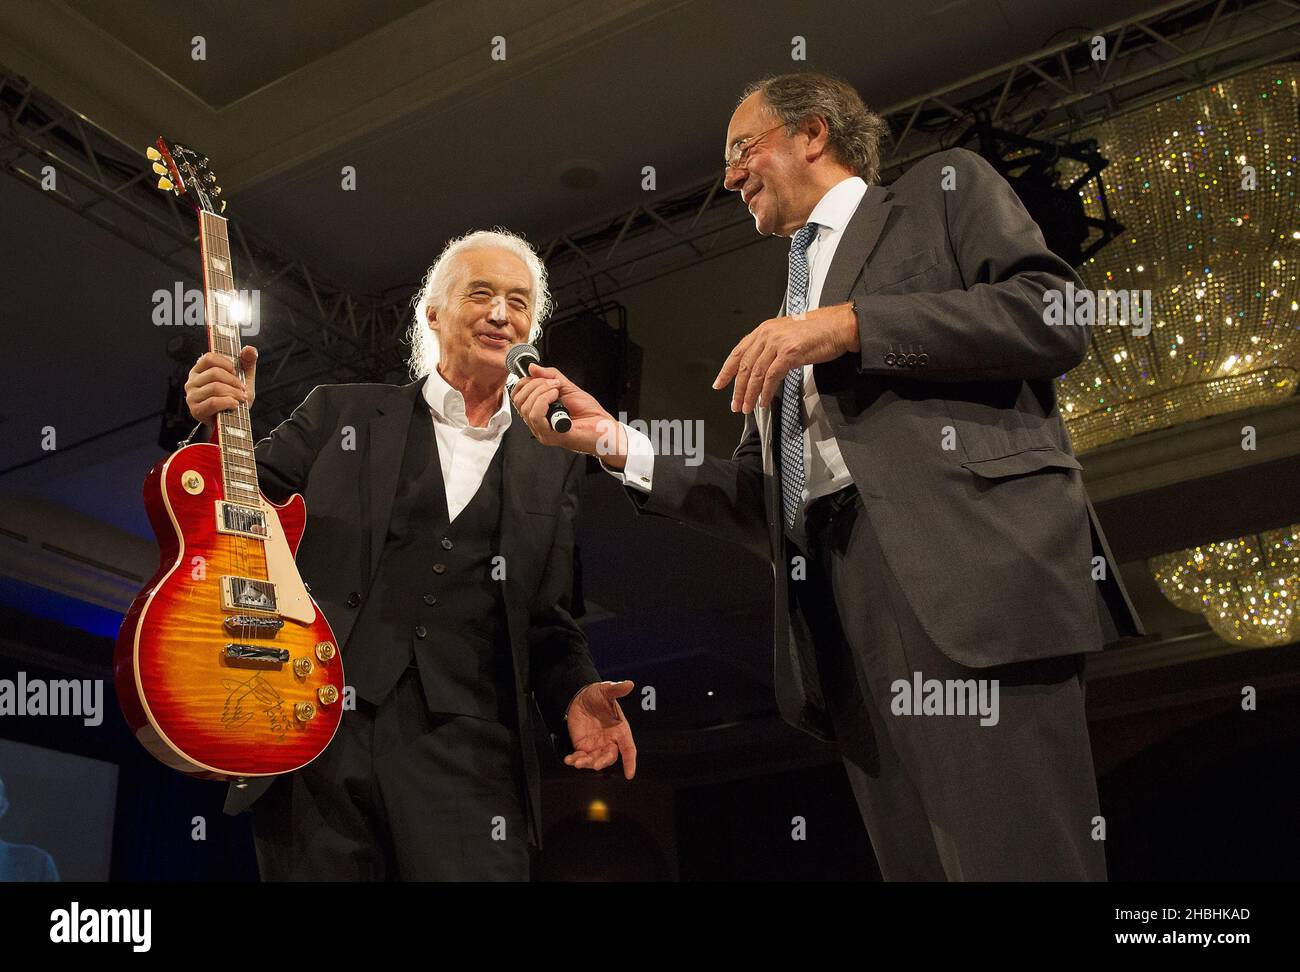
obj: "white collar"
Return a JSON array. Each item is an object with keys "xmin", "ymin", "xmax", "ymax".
[
  {"xmin": 422, "ymin": 365, "xmax": 512, "ymax": 433},
  {"xmin": 807, "ymin": 175, "xmax": 869, "ymax": 235}
]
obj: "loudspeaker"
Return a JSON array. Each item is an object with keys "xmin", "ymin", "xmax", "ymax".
[{"xmin": 540, "ymin": 309, "xmax": 641, "ymax": 417}]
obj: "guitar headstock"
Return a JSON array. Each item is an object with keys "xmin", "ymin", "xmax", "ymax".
[{"xmin": 146, "ymin": 137, "xmax": 225, "ymax": 216}]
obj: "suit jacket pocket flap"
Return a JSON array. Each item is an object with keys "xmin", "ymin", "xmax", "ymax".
[
  {"xmin": 863, "ymin": 247, "xmax": 939, "ymax": 291},
  {"xmin": 960, "ymin": 447, "xmax": 1082, "ymax": 479}
]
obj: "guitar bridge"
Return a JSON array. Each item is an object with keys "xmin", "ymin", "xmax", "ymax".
[{"xmin": 224, "ymin": 615, "xmax": 284, "ymax": 632}]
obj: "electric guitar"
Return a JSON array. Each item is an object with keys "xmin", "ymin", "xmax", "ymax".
[{"xmin": 114, "ymin": 138, "xmax": 343, "ymax": 780}]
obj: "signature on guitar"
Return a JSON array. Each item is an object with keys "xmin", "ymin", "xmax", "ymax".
[{"xmin": 221, "ymin": 673, "xmax": 289, "ymax": 738}]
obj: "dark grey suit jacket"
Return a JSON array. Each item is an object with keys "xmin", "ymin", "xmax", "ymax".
[
  {"xmin": 181, "ymin": 378, "xmax": 600, "ymax": 842},
  {"xmin": 629, "ymin": 147, "xmax": 1143, "ymax": 740}
]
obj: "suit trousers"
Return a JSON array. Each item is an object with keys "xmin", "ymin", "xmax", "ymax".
[
  {"xmin": 250, "ymin": 663, "xmax": 530, "ymax": 880},
  {"xmin": 793, "ymin": 488, "xmax": 1107, "ymax": 881}
]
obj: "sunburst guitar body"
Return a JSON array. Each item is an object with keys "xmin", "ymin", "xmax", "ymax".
[{"xmin": 114, "ymin": 137, "xmax": 343, "ymax": 780}]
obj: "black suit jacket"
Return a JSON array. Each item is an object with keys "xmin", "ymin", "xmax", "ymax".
[
  {"xmin": 628, "ymin": 148, "xmax": 1143, "ymax": 740},
  {"xmin": 181, "ymin": 378, "xmax": 600, "ymax": 842}
]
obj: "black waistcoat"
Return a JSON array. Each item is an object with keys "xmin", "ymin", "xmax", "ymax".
[{"xmin": 347, "ymin": 396, "xmax": 515, "ymax": 724}]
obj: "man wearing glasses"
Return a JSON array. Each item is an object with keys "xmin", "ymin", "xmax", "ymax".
[{"xmin": 513, "ymin": 72, "xmax": 1141, "ymax": 880}]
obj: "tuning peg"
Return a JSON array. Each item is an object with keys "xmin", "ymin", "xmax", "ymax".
[
  {"xmin": 219, "ymin": 199, "xmax": 227, "ymax": 214},
  {"xmin": 146, "ymin": 146, "xmax": 162, "ymax": 161},
  {"xmin": 151, "ymin": 162, "xmax": 168, "ymax": 176},
  {"xmin": 211, "ymin": 185, "xmax": 222, "ymax": 196},
  {"xmin": 205, "ymin": 172, "xmax": 217, "ymax": 183},
  {"xmin": 157, "ymin": 176, "xmax": 174, "ymax": 192}
]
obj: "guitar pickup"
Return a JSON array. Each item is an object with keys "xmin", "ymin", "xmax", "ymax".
[
  {"xmin": 224, "ymin": 644, "xmax": 290, "ymax": 664},
  {"xmin": 216, "ymin": 501, "xmax": 269, "ymax": 540},
  {"xmin": 224, "ymin": 615, "xmax": 284, "ymax": 632},
  {"xmin": 221, "ymin": 576, "xmax": 277, "ymax": 614}
]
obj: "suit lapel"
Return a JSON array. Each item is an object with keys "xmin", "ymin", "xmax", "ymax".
[
  {"xmin": 812, "ymin": 185, "xmax": 895, "ymax": 400},
  {"xmin": 756, "ymin": 291, "xmax": 788, "ymax": 479},
  {"xmin": 496, "ymin": 406, "xmax": 536, "ymax": 708},
  {"xmin": 366, "ymin": 378, "xmax": 424, "ymax": 583},
  {"xmin": 819, "ymin": 184, "xmax": 893, "ymax": 305},
  {"xmin": 496, "ymin": 405, "xmax": 532, "ymax": 579},
  {"xmin": 754, "ymin": 405, "xmax": 775, "ymax": 477}
]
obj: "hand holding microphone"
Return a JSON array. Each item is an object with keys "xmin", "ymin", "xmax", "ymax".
[
  {"xmin": 506, "ymin": 343, "xmax": 571, "ymax": 433},
  {"xmin": 507, "ymin": 344, "xmax": 626, "ymax": 466}
]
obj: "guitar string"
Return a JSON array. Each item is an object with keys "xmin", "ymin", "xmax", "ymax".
[
  {"xmin": 200, "ymin": 210, "xmax": 237, "ymax": 657},
  {"xmin": 220, "ymin": 222, "xmax": 261, "ymax": 658},
  {"xmin": 226, "ymin": 226, "xmax": 261, "ymax": 665},
  {"xmin": 202, "ymin": 209, "xmax": 257, "ymax": 664},
  {"xmin": 199, "ymin": 175, "xmax": 320, "ymax": 729}
]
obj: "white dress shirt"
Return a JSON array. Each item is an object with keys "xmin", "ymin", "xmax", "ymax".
[
  {"xmin": 422, "ymin": 366, "xmax": 512, "ymax": 522},
  {"xmin": 610, "ymin": 176, "xmax": 868, "ymax": 512}
]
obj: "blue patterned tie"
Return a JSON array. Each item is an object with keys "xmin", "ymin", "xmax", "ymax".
[{"xmin": 779, "ymin": 222, "xmax": 818, "ymax": 529}]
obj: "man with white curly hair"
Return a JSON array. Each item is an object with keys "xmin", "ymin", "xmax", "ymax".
[{"xmin": 182, "ymin": 228, "xmax": 637, "ymax": 881}]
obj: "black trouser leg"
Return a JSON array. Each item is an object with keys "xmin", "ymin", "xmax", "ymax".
[
  {"xmin": 802, "ymin": 492, "xmax": 1107, "ymax": 881},
  {"xmin": 251, "ymin": 697, "xmax": 393, "ymax": 881},
  {"xmin": 791, "ymin": 529, "xmax": 947, "ymax": 881}
]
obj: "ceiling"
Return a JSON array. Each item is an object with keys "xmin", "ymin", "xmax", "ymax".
[{"xmin": 3, "ymin": 0, "xmax": 1152, "ymax": 295}]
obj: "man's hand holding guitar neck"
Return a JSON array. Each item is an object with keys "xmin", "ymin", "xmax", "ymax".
[{"xmin": 185, "ymin": 345, "xmax": 258, "ymax": 434}]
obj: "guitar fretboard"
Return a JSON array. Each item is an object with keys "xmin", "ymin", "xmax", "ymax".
[{"xmin": 197, "ymin": 210, "xmax": 260, "ymax": 505}]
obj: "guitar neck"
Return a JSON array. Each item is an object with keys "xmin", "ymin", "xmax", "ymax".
[{"xmin": 196, "ymin": 210, "xmax": 260, "ymax": 506}]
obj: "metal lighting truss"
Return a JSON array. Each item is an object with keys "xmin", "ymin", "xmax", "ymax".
[
  {"xmin": 0, "ymin": 72, "xmax": 409, "ymax": 428},
  {"xmin": 540, "ymin": 0, "xmax": 1300, "ymax": 305}
]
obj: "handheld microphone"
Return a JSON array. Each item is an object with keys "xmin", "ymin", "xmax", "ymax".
[{"xmin": 505, "ymin": 343, "xmax": 572, "ymax": 433}]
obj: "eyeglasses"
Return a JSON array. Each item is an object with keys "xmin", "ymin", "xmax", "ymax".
[{"xmin": 723, "ymin": 123, "xmax": 786, "ymax": 170}]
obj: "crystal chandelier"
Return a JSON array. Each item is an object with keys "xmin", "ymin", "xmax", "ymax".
[
  {"xmin": 1058, "ymin": 65, "xmax": 1299, "ymax": 453},
  {"xmin": 1150, "ymin": 524, "xmax": 1300, "ymax": 648}
]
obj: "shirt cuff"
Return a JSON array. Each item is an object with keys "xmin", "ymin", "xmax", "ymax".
[
  {"xmin": 563, "ymin": 683, "xmax": 597, "ymax": 720},
  {"xmin": 599, "ymin": 422, "xmax": 654, "ymax": 492}
]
